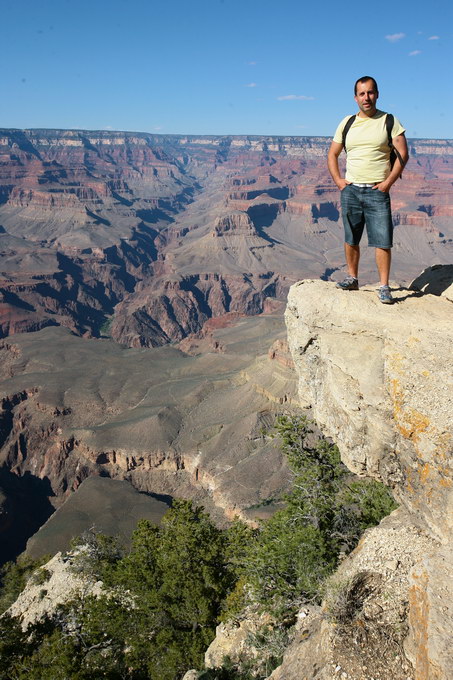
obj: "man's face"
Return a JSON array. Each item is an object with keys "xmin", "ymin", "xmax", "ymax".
[{"xmin": 354, "ymin": 80, "xmax": 379, "ymax": 117}]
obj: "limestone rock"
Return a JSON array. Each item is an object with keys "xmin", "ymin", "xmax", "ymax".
[
  {"xmin": 269, "ymin": 509, "xmax": 434, "ymax": 680},
  {"xmin": 6, "ymin": 551, "xmax": 103, "ymax": 630},
  {"xmin": 182, "ymin": 672, "xmax": 200, "ymax": 680},
  {"xmin": 284, "ymin": 275, "xmax": 453, "ymax": 680},
  {"xmin": 285, "ymin": 277, "xmax": 453, "ymax": 540},
  {"xmin": 205, "ymin": 609, "xmax": 272, "ymax": 669},
  {"xmin": 408, "ymin": 545, "xmax": 453, "ymax": 680}
]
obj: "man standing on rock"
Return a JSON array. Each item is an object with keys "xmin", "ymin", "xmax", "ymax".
[{"xmin": 327, "ymin": 76, "xmax": 408, "ymax": 303}]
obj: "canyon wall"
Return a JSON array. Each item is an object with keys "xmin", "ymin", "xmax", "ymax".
[
  {"xmin": 282, "ymin": 268, "xmax": 453, "ymax": 679},
  {"xmin": 0, "ymin": 128, "xmax": 452, "ymax": 348}
]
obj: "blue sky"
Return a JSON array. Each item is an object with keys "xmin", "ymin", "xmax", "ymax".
[{"xmin": 2, "ymin": 0, "xmax": 452, "ymax": 138}]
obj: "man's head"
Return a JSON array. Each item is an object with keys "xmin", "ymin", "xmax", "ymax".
[
  {"xmin": 354, "ymin": 77, "xmax": 379, "ymax": 117},
  {"xmin": 354, "ymin": 76, "xmax": 379, "ymax": 96}
]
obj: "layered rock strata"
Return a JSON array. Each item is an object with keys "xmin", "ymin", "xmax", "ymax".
[{"xmin": 0, "ymin": 128, "xmax": 452, "ymax": 348}]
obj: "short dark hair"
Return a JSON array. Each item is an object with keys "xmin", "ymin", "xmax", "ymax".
[{"xmin": 354, "ymin": 76, "xmax": 379, "ymax": 95}]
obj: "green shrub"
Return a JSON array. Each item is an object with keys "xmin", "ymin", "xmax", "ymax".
[
  {"xmin": 0, "ymin": 555, "xmax": 51, "ymax": 614},
  {"xmin": 70, "ymin": 530, "xmax": 123, "ymax": 581},
  {"xmin": 30, "ymin": 567, "xmax": 51, "ymax": 587},
  {"xmin": 223, "ymin": 415, "xmax": 397, "ymax": 618},
  {"xmin": 6, "ymin": 500, "xmax": 233, "ymax": 680}
]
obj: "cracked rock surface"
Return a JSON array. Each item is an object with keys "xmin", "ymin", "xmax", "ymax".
[{"xmin": 281, "ymin": 273, "xmax": 452, "ymax": 680}]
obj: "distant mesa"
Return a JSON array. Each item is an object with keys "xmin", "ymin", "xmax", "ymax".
[
  {"xmin": 212, "ymin": 212, "xmax": 257, "ymax": 236},
  {"xmin": 0, "ymin": 314, "xmax": 299, "ymax": 561}
]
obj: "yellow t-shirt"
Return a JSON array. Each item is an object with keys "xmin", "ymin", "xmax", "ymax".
[{"xmin": 333, "ymin": 110, "xmax": 405, "ymax": 183}]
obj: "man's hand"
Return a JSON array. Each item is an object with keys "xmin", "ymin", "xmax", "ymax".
[
  {"xmin": 372, "ymin": 133, "xmax": 409, "ymax": 193},
  {"xmin": 372, "ymin": 180, "xmax": 391, "ymax": 193},
  {"xmin": 327, "ymin": 141, "xmax": 350, "ymax": 190}
]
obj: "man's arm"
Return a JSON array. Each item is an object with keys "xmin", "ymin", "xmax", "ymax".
[
  {"xmin": 327, "ymin": 141, "xmax": 350, "ymax": 191},
  {"xmin": 372, "ymin": 133, "xmax": 409, "ymax": 192}
]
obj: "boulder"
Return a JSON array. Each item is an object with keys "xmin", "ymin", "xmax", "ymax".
[{"xmin": 6, "ymin": 551, "xmax": 103, "ymax": 630}]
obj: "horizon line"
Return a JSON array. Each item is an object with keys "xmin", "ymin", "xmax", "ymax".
[{"xmin": 0, "ymin": 126, "xmax": 450, "ymax": 143}]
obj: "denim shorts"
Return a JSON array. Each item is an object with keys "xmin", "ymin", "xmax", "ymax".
[{"xmin": 340, "ymin": 184, "xmax": 393, "ymax": 248}]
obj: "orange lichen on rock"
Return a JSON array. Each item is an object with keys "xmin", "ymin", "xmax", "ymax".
[
  {"xmin": 390, "ymin": 378, "xmax": 431, "ymax": 443},
  {"xmin": 418, "ymin": 463, "xmax": 431, "ymax": 485},
  {"xmin": 409, "ymin": 567, "xmax": 430, "ymax": 680}
]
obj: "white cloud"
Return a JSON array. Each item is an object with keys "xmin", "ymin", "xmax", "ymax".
[
  {"xmin": 245, "ymin": 82, "xmax": 257, "ymax": 88},
  {"xmin": 409, "ymin": 50, "xmax": 422, "ymax": 56},
  {"xmin": 247, "ymin": 61, "xmax": 257, "ymax": 66},
  {"xmin": 385, "ymin": 32, "xmax": 406, "ymax": 42},
  {"xmin": 428, "ymin": 35, "xmax": 440, "ymax": 40},
  {"xmin": 153, "ymin": 126, "xmax": 162, "ymax": 131},
  {"xmin": 277, "ymin": 94, "xmax": 314, "ymax": 101}
]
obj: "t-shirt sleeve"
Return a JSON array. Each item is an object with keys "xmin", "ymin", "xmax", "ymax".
[
  {"xmin": 333, "ymin": 116, "xmax": 351, "ymax": 144},
  {"xmin": 391, "ymin": 116, "xmax": 406, "ymax": 138}
]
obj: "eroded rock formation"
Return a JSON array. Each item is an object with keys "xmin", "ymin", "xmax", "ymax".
[
  {"xmin": 0, "ymin": 128, "xmax": 452, "ymax": 348},
  {"xmin": 282, "ymin": 269, "xmax": 453, "ymax": 679}
]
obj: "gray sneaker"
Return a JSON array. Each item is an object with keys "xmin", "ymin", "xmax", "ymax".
[
  {"xmin": 336, "ymin": 275, "xmax": 359, "ymax": 291},
  {"xmin": 378, "ymin": 285, "xmax": 393, "ymax": 304}
]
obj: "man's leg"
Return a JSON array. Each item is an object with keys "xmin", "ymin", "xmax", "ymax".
[
  {"xmin": 337, "ymin": 185, "xmax": 364, "ymax": 289},
  {"xmin": 345, "ymin": 244, "xmax": 360, "ymax": 279},
  {"xmin": 364, "ymin": 188, "xmax": 393, "ymax": 289},
  {"xmin": 375, "ymin": 247, "xmax": 391, "ymax": 286}
]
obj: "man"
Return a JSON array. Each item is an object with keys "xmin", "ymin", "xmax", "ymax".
[{"xmin": 327, "ymin": 76, "xmax": 408, "ymax": 303}]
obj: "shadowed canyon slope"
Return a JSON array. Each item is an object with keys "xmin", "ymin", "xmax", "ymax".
[
  {"xmin": 0, "ymin": 315, "xmax": 298, "ymax": 560},
  {"xmin": 0, "ymin": 129, "xmax": 452, "ymax": 347}
]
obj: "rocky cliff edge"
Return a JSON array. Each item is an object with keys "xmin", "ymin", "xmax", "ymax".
[{"xmin": 282, "ymin": 267, "xmax": 452, "ymax": 679}]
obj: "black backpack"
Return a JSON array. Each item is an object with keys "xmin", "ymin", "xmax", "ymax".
[{"xmin": 341, "ymin": 113, "xmax": 405, "ymax": 177}]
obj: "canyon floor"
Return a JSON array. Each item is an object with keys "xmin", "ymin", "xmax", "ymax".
[{"xmin": 0, "ymin": 312, "xmax": 298, "ymax": 561}]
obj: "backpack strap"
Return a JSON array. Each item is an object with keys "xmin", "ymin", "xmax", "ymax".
[
  {"xmin": 385, "ymin": 113, "xmax": 394, "ymax": 147},
  {"xmin": 386, "ymin": 112, "xmax": 406, "ymax": 178},
  {"xmin": 341, "ymin": 115, "xmax": 356, "ymax": 152},
  {"xmin": 342, "ymin": 111, "xmax": 406, "ymax": 177}
]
